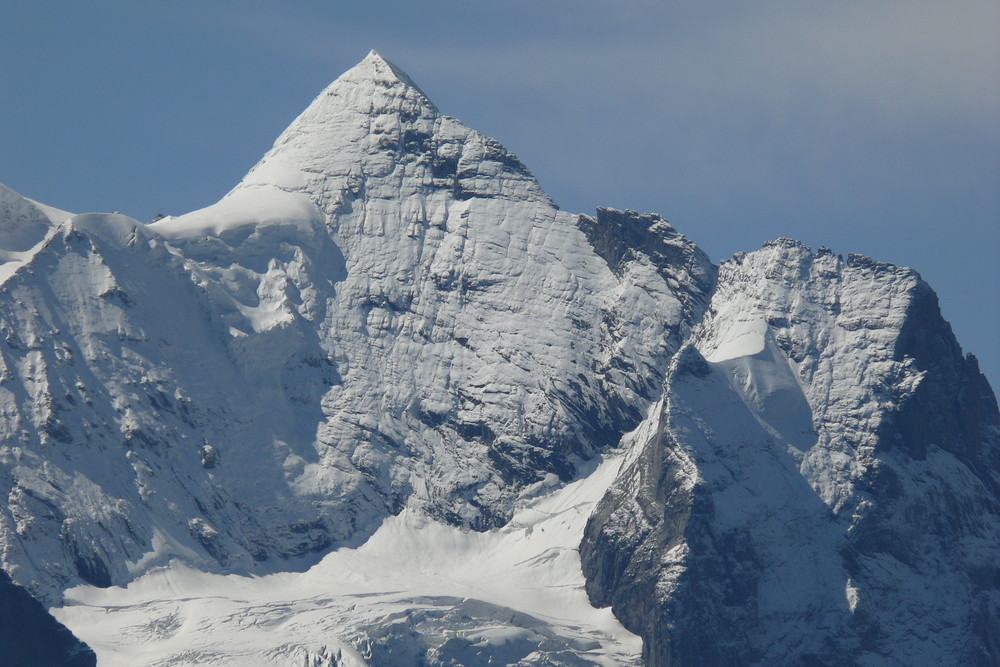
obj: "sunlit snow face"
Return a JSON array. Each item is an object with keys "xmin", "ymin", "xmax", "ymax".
[{"xmin": 53, "ymin": 454, "xmax": 642, "ymax": 666}]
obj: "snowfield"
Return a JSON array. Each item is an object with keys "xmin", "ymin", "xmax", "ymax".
[{"xmin": 53, "ymin": 452, "xmax": 642, "ymax": 666}]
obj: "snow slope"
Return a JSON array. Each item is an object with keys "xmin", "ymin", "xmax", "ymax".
[
  {"xmin": 53, "ymin": 451, "xmax": 642, "ymax": 666},
  {"xmin": 0, "ymin": 183, "xmax": 71, "ymax": 282}
]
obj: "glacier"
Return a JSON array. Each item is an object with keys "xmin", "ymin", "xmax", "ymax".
[
  {"xmin": 53, "ymin": 450, "xmax": 643, "ymax": 666},
  {"xmin": 0, "ymin": 51, "xmax": 997, "ymax": 666}
]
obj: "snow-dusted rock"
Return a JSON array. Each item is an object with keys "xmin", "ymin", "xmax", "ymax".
[
  {"xmin": 0, "ymin": 52, "xmax": 712, "ymax": 605},
  {"xmin": 581, "ymin": 240, "xmax": 1000, "ymax": 665}
]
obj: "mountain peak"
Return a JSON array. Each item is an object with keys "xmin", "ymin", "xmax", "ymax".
[
  {"xmin": 228, "ymin": 51, "xmax": 442, "ymax": 195},
  {"xmin": 321, "ymin": 49, "xmax": 436, "ymax": 113},
  {"xmin": 355, "ymin": 50, "xmax": 423, "ymax": 87},
  {"xmin": 230, "ymin": 51, "xmax": 552, "ymax": 208},
  {"xmin": 4, "ymin": 49, "xmax": 999, "ymax": 667}
]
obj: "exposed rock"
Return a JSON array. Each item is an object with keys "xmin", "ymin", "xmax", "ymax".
[
  {"xmin": 0, "ymin": 568, "xmax": 95, "ymax": 666},
  {"xmin": 581, "ymin": 243, "xmax": 1000, "ymax": 665},
  {"xmin": 0, "ymin": 52, "xmax": 712, "ymax": 602}
]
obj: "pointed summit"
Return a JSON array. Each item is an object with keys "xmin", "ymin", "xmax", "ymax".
[
  {"xmin": 230, "ymin": 51, "xmax": 442, "ymax": 195},
  {"xmin": 151, "ymin": 50, "xmax": 554, "ymax": 248},
  {"xmin": 307, "ymin": 49, "xmax": 439, "ymax": 121},
  {"xmin": 339, "ymin": 50, "xmax": 434, "ymax": 104},
  {"xmin": 230, "ymin": 51, "xmax": 548, "ymax": 210}
]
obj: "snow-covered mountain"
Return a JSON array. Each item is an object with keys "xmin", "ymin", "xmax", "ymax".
[
  {"xmin": 1, "ymin": 52, "xmax": 997, "ymax": 666},
  {"xmin": 582, "ymin": 242, "xmax": 1000, "ymax": 664}
]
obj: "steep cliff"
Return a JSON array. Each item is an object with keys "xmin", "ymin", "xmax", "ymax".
[{"xmin": 581, "ymin": 241, "xmax": 1000, "ymax": 665}]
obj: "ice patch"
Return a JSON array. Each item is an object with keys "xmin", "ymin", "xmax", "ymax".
[
  {"xmin": 703, "ymin": 317, "xmax": 767, "ymax": 362},
  {"xmin": 151, "ymin": 186, "xmax": 323, "ymax": 243},
  {"xmin": 713, "ymin": 328, "xmax": 817, "ymax": 451}
]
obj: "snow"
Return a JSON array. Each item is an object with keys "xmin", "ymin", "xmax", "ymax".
[
  {"xmin": 124, "ymin": 528, "xmax": 203, "ymax": 576},
  {"xmin": 52, "ymin": 454, "xmax": 642, "ymax": 665},
  {"xmin": 151, "ymin": 186, "xmax": 323, "ymax": 243},
  {"xmin": 1, "ymin": 51, "xmax": 995, "ymax": 666},
  {"xmin": 712, "ymin": 327, "xmax": 817, "ymax": 452},
  {"xmin": 0, "ymin": 183, "xmax": 72, "ymax": 283},
  {"xmin": 702, "ymin": 316, "xmax": 766, "ymax": 362}
]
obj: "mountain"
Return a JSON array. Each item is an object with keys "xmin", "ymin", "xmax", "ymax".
[
  {"xmin": 581, "ymin": 241, "xmax": 1000, "ymax": 665},
  {"xmin": 1, "ymin": 51, "xmax": 997, "ymax": 666}
]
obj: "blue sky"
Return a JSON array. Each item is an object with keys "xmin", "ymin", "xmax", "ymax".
[{"xmin": 2, "ymin": 1, "xmax": 998, "ymax": 386}]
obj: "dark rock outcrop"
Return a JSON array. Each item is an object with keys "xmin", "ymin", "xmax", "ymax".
[
  {"xmin": 582, "ymin": 243, "xmax": 1000, "ymax": 665},
  {"xmin": 0, "ymin": 568, "xmax": 96, "ymax": 666}
]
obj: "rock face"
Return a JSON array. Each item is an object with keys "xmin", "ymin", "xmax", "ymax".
[
  {"xmin": 0, "ymin": 567, "xmax": 95, "ymax": 666},
  {"xmin": 581, "ymin": 240, "xmax": 1000, "ymax": 665},
  {"xmin": 1, "ymin": 52, "xmax": 997, "ymax": 665}
]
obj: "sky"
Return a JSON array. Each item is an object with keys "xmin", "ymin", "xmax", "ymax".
[{"xmin": 2, "ymin": 1, "xmax": 998, "ymax": 386}]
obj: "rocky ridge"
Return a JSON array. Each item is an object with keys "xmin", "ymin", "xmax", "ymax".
[{"xmin": 581, "ymin": 241, "xmax": 1000, "ymax": 665}]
